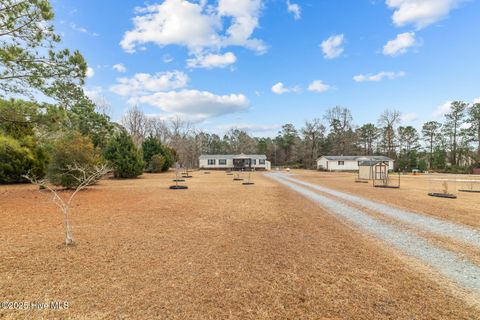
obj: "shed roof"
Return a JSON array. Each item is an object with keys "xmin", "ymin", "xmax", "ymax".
[
  {"xmin": 199, "ymin": 154, "xmax": 267, "ymax": 160},
  {"xmin": 358, "ymin": 160, "xmax": 390, "ymax": 166},
  {"xmin": 318, "ymin": 155, "xmax": 394, "ymax": 161}
]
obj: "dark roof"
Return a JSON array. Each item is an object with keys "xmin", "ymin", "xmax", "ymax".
[
  {"xmin": 318, "ymin": 155, "xmax": 394, "ymax": 161},
  {"xmin": 358, "ymin": 160, "xmax": 389, "ymax": 166},
  {"xmin": 199, "ymin": 154, "xmax": 267, "ymax": 160}
]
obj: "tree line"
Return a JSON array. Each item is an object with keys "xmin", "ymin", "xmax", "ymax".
[
  {"xmin": 1, "ymin": 0, "xmax": 480, "ymax": 188},
  {"xmin": 121, "ymin": 103, "xmax": 480, "ymax": 173}
]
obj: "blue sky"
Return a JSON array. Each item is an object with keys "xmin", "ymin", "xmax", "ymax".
[{"xmin": 51, "ymin": 0, "xmax": 480, "ymax": 136}]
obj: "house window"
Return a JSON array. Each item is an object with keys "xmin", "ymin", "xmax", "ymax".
[
  {"xmin": 208, "ymin": 159, "xmax": 216, "ymax": 165},
  {"xmin": 259, "ymin": 159, "xmax": 265, "ymax": 165},
  {"xmin": 219, "ymin": 159, "xmax": 227, "ymax": 165},
  {"xmin": 338, "ymin": 161, "xmax": 345, "ymax": 166},
  {"xmin": 252, "ymin": 159, "xmax": 256, "ymax": 165}
]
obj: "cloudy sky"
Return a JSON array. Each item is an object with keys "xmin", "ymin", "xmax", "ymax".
[{"xmin": 53, "ymin": 0, "xmax": 480, "ymax": 136}]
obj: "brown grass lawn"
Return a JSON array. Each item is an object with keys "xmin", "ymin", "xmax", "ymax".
[
  {"xmin": 290, "ymin": 170, "xmax": 480, "ymax": 228},
  {"xmin": 0, "ymin": 170, "xmax": 479, "ymax": 319}
]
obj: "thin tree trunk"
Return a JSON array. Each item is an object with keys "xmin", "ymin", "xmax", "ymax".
[{"xmin": 64, "ymin": 209, "xmax": 74, "ymax": 245}]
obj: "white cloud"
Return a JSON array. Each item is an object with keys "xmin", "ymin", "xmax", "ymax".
[
  {"xmin": 218, "ymin": 0, "xmax": 266, "ymax": 53},
  {"xmin": 120, "ymin": 0, "xmax": 266, "ymax": 68},
  {"xmin": 386, "ymin": 0, "xmax": 463, "ymax": 29},
  {"xmin": 400, "ymin": 112, "xmax": 418, "ymax": 122},
  {"xmin": 308, "ymin": 80, "xmax": 331, "ymax": 93},
  {"xmin": 286, "ymin": 0, "xmax": 301, "ymax": 20},
  {"xmin": 163, "ymin": 54, "xmax": 174, "ymax": 63},
  {"xmin": 110, "ymin": 71, "xmax": 189, "ymax": 96},
  {"xmin": 187, "ymin": 52, "xmax": 237, "ymax": 69},
  {"xmin": 474, "ymin": 97, "xmax": 480, "ymax": 104},
  {"xmin": 112, "ymin": 63, "xmax": 127, "ymax": 73},
  {"xmin": 84, "ymin": 86, "xmax": 103, "ymax": 102},
  {"xmin": 129, "ymin": 89, "xmax": 250, "ymax": 121},
  {"xmin": 432, "ymin": 100, "xmax": 452, "ymax": 117},
  {"xmin": 86, "ymin": 67, "xmax": 95, "ymax": 78},
  {"xmin": 353, "ymin": 71, "xmax": 405, "ymax": 82},
  {"xmin": 320, "ymin": 34, "xmax": 345, "ymax": 59},
  {"xmin": 383, "ymin": 32, "xmax": 417, "ymax": 56},
  {"xmin": 271, "ymin": 82, "xmax": 301, "ymax": 94},
  {"xmin": 217, "ymin": 123, "xmax": 280, "ymax": 132},
  {"xmin": 70, "ymin": 22, "xmax": 100, "ymax": 36}
]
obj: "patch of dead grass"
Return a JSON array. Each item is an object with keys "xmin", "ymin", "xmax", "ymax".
[{"xmin": 0, "ymin": 171, "xmax": 478, "ymax": 319}]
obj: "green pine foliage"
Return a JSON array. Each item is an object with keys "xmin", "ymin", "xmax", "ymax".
[
  {"xmin": 142, "ymin": 136, "xmax": 173, "ymax": 172},
  {"xmin": 104, "ymin": 131, "xmax": 144, "ymax": 178}
]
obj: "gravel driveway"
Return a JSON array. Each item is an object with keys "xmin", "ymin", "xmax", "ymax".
[{"xmin": 266, "ymin": 173, "xmax": 480, "ymax": 295}]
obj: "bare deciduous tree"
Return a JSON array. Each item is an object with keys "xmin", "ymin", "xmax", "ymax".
[
  {"xmin": 378, "ymin": 109, "xmax": 400, "ymax": 159},
  {"xmin": 24, "ymin": 163, "xmax": 109, "ymax": 245},
  {"xmin": 122, "ymin": 105, "xmax": 148, "ymax": 147},
  {"xmin": 301, "ymin": 118, "xmax": 325, "ymax": 168},
  {"xmin": 146, "ymin": 117, "xmax": 171, "ymax": 144}
]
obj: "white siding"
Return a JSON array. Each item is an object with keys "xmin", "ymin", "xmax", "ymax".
[
  {"xmin": 199, "ymin": 156, "xmax": 269, "ymax": 170},
  {"xmin": 317, "ymin": 156, "xmax": 395, "ymax": 171},
  {"xmin": 199, "ymin": 158, "xmax": 233, "ymax": 169},
  {"xmin": 317, "ymin": 157, "xmax": 328, "ymax": 169},
  {"xmin": 326, "ymin": 160, "xmax": 359, "ymax": 171}
]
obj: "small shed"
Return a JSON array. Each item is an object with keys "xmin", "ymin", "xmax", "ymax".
[{"xmin": 358, "ymin": 160, "xmax": 389, "ymax": 180}]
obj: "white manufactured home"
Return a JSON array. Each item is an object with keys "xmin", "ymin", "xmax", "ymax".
[
  {"xmin": 199, "ymin": 154, "xmax": 271, "ymax": 171},
  {"xmin": 317, "ymin": 155, "xmax": 395, "ymax": 171}
]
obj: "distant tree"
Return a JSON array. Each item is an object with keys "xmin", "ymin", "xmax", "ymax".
[
  {"xmin": 301, "ymin": 118, "xmax": 325, "ymax": 168},
  {"xmin": 324, "ymin": 106, "xmax": 354, "ymax": 155},
  {"xmin": 122, "ymin": 106, "xmax": 148, "ymax": 147},
  {"xmin": 0, "ymin": 0, "xmax": 87, "ymax": 99},
  {"xmin": 378, "ymin": 109, "xmax": 400, "ymax": 159},
  {"xmin": 47, "ymin": 132, "xmax": 102, "ymax": 188},
  {"xmin": 397, "ymin": 126, "xmax": 420, "ymax": 170},
  {"xmin": 276, "ymin": 124, "xmax": 299, "ymax": 164},
  {"xmin": 146, "ymin": 117, "xmax": 170, "ymax": 144},
  {"xmin": 224, "ymin": 129, "xmax": 256, "ymax": 154},
  {"xmin": 24, "ymin": 163, "xmax": 109, "ymax": 245},
  {"xmin": 444, "ymin": 101, "xmax": 467, "ymax": 166},
  {"xmin": 356, "ymin": 123, "xmax": 379, "ymax": 155},
  {"xmin": 398, "ymin": 126, "xmax": 420, "ymax": 154},
  {"xmin": 422, "ymin": 121, "xmax": 442, "ymax": 169},
  {"xmin": 142, "ymin": 136, "xmax": 173, "ymax": 172},
  {"xmin": 104, "ymin": 131, "xmax": 144, "ymax": 178},
  {"xmin": 467, "ymin": 103, "xmax": 480, "ymax": 163},
  {"xmin": 68, "ymin": 96, "xmax": 113, "ymax": 150}
]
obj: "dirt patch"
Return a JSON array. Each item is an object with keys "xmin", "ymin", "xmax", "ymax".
[{"xmin": 0, "ymin": 171, "xmax": 478, "ymax": 319}]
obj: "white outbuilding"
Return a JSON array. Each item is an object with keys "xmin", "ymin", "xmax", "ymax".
[
  {"xmin": 317, "ymin": 155, "xmax": 395, "ymax": 171},
  {"xmin": 199, "ymin": 154, "xmax": 271, "ymax": 171}
]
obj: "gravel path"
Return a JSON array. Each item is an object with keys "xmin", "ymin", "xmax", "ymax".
[
  {"xmin": 266, "ymin": 173, "xmax": 480, "ymax": 294},
  {"xmin": 279, "ymin": 174, "xmax": 480, "ymax": 248}
]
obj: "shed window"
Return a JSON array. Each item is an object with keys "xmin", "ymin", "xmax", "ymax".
[
  {"xmin": 259, "ymin": 159, "xmax": 265, "ymax": 165},
  {"xmin": 219, "ymin": 159, "xmax": 227, "ymax": 165},
  {"xmin": 208, "ymin": 159, "xmax": 216, "ymax": 165},
  {"xmin": 338, "ymin": 161, "xmax": 345, "ymax": 166}
]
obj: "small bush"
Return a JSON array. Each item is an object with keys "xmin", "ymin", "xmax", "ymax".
[
  {"xmin": 0, "ymin": 135, "xmax": 34, "ymax": 183},
  {"xmin": 104, "ymin": 131, "xmax": 144, "ymax": 178},
  {"xmin": 0, "ymin": 134, "xmax": 48, "ymax": 183},
  {"xmin": 148, "ymin": 154, "xmax": 166, "ymax": 173},
  {"xmin": 142, "ymin": 136, "xmax": 174, "ymax": 172},
  {"xmin": 47, "ymin": 132, "xmax": 103, "ymax": 188}
]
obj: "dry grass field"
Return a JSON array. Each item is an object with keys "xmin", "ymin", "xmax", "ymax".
[{"xmin": 1, "ymin": 170, "xmax": 479, "ymax": 319}]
